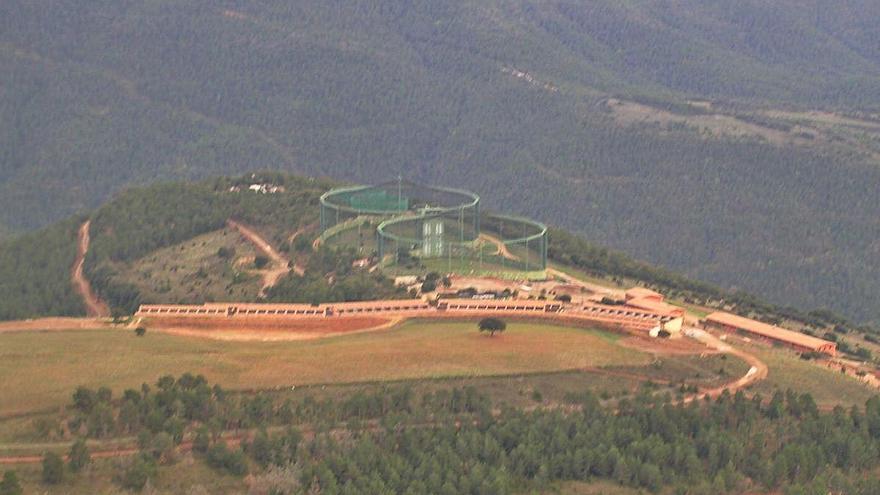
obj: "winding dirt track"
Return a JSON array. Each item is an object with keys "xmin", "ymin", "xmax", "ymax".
[
  {"xmin": 478, "ymin": 233, "xmax": 516, "ymax": 261},
  {"xmin": 72, "ymin": 221, "xmax": 110, "ymax": 317},
  {"xmin": 681, "ymin": 328, "xmax": 768, "ymax": 403},
  {"xmin": 226, "ymin": 219, "xmax": 294, "ymax": 294}
]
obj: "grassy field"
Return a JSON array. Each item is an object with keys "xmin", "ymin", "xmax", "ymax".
[
  {"xmin": 748, "ymin": 344, "xmax": 878, "ymax": 408},
  {"xmin": 114, "ymin": 228, "xmax": 262, "ymax": 304},
  {"xmin": 0, "ymin": 320, "xmax": 650, "ymax": 415}
]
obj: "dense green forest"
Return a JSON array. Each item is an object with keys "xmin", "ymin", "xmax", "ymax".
[
  {"xmin": 1, "ymin": 1, "xmax": 880, "ymax": 323},
  {"xmin": 0, "ymin": 216, "xmax": 84, "ymax": 320},
  {"xmin": 19, "ymin": 374, "xmax": 880, "ymax": 494}
]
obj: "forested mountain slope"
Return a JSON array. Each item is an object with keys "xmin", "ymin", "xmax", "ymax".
[{"xmin": 2, "ymin": 1, "xmax": 880, "ymax": 322}]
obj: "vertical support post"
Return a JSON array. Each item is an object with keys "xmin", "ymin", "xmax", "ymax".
[
  {"xmin": 459, "ymin": 208, "xmax": 464, "ymax": 271},
  {"xmin": 474, "ymin": 202, "xmax": 480, "ymax": 238},
  {"xmin": 377, "ymin": 231, "xmax": 383, "ymax": 260},
  {"xmin": 542, "ymin": 232, "xmax": 547, "ymax": 270}
]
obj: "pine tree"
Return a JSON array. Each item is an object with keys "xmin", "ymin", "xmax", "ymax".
[
  {"xmin": 41, "ymin": 451, "xmax": 64, "ymax": 484},
  {"xmin": 68, "ymin": 438, "xmax": 91, "ymax": 472}
]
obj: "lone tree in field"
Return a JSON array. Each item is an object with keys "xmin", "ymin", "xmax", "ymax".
[
  {"xmin": 135, "ymin": 326, "xmax": 146, "ymax": 337},
  {"xmin": 478, "ymin": 318, "xmax": 506, "ymax": 337}
]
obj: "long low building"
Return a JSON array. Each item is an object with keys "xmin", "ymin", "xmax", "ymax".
[
  {"xmin": 704, "ymin": 311, "xmax": 837, "ymax": 356},
  {"xmin": 137, "ymin": 298, "xmax": 679, "ymax": 334}
]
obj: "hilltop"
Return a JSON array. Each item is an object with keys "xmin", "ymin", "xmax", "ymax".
[
  {"xmin": 0, "ymin": 172, "xmax": 878, "ymax": 365},
  {"xmin": 2, "ymin": 1, "xmax": 880, "ymax": 323},
  {"xmin": 1, "ymin": 173, "xmax": 880, "ymax": 494}
]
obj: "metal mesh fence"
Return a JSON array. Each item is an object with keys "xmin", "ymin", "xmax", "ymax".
[{"xmin": 319, "ymin": 181, "xmax": 546, "ymax": 273}]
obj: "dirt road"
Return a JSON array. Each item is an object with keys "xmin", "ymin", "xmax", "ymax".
[
  {"xmin": 227, "ymin": 220, "xmax": 292, "ymax": 295},
  {"xmin": 681, "ymin": 328, "xmax": 768, "ymax": 402},
  {"xmin": 478, "ymin": 233, "xmax": 516, "ymax": 261},
  {"xmin": 72, "ymin": 221, "xmax": 110, "ymax": 317}
]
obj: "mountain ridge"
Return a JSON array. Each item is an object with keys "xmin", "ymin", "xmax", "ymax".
[{"xmin": 2, "ymin": 1, "xmax": 880, "ymax": 322}]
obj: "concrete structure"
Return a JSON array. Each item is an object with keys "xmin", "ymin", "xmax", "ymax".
[
  {"xmin": 137, "ymin": 297, "xmax": 681, "ymax": 334},
  {"xmin": 704, "ymin": 311, "xmax": 837, "ymax": 356},
  {"xmin": 622, "ymin": 287, "xmax": 684, "ymax": 334}
]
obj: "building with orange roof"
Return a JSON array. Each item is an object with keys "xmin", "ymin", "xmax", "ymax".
[
  {"xmin": 704, "ymin": 311, "xmax": 837, "ymax": 356},
  {"xmin": 625, "ymin": 287, "xmax": 664, "ymax": 302},
  {"xmin": 624, "ymin": 297, "xmax": 685, "ymax": 318}
]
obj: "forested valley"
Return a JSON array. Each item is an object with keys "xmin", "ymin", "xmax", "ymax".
[{"xmin": 2, "ymin": 1, "xmax": 880, "ymax": 323}]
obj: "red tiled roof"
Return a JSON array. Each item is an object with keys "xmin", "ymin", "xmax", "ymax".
[
  {"xmin": 706, "ymin": 312, "xmax": 836, "ymax": 353},
  {"xmin": 625, "ymin": 287, "xmax": 664, "ymax": 301},
  {"xmin": 625, "ymin": 297, "xmax": 684, "ymax": 317}
]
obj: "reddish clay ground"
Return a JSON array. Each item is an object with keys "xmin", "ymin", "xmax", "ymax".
[
  {"xmin": 227, "ymin": 219, "xmax": 293, "ymax": 294},
  {"xmin": 72, "ymin": 221, "xmax": 110, "ymax": 317},
  {"xmin": 146, "ymin": 315, "xmax": 395, "ymax": 341},
  {"xmin": 619, "ymin": 335, "xmax": 712, "ymax": 355}
]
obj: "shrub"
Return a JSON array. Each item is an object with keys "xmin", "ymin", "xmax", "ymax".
[
  {"xmin": 121, "ymin": 454, "xmax": 157, "ymax": 491},
  {"xmin": 68, "ymin": 438, "xmax": 91, "ymax": 472},
  {"xmin": 0, "ymin": 471, "xmax": 22, "ymax": 495},
  {"xmin": 135, "ymin": 326, "xmax": 146, "ymax": 336},
  {"xmin": 207, "ymin": 443, "xmax": 249, "ymax": 476},
  {"xmin": 41, "ymin": 452, "xmax": 64, "ymax": 484},
  {"xmin": 217, "ymin": 246, "xmax": 235, "ymax": 259},
  {"xmin": 254, "ymin": 255, "xmax": 270, "ymax": 269}
]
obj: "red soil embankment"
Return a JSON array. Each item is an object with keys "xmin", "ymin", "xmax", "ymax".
[
  {"xmin": 146, "ymin": 315, "xmax": 394, "ymax": 341},
  {"xmin": 72, "ymin": 221, "xmax": 110, "ymax": 317}
]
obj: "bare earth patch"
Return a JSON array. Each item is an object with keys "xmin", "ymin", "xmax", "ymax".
[{"xmin": 146, "ymin": 316, "xmax": 395, "ymax": 341}]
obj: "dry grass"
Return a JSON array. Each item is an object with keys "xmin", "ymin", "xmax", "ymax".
[
  {"xmin": 0, "ymin": 321, "xmax": 650, "ymax": 415},
  {"xmin": 116, "ymin": 228, "xmax": 262, "ymax": 303},
  {"xmin": 748, "ymin": 344, "xmax": 877, "ymax": 408}
]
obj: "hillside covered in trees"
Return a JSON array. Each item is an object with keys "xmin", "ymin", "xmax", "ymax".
[
  {"xmin": 14, "ymin": 374, "xmax": 880, "ymax": 494},
  {"xmin": 2, "ymin": 1, "xmax": 880, "ymax": 323}
]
